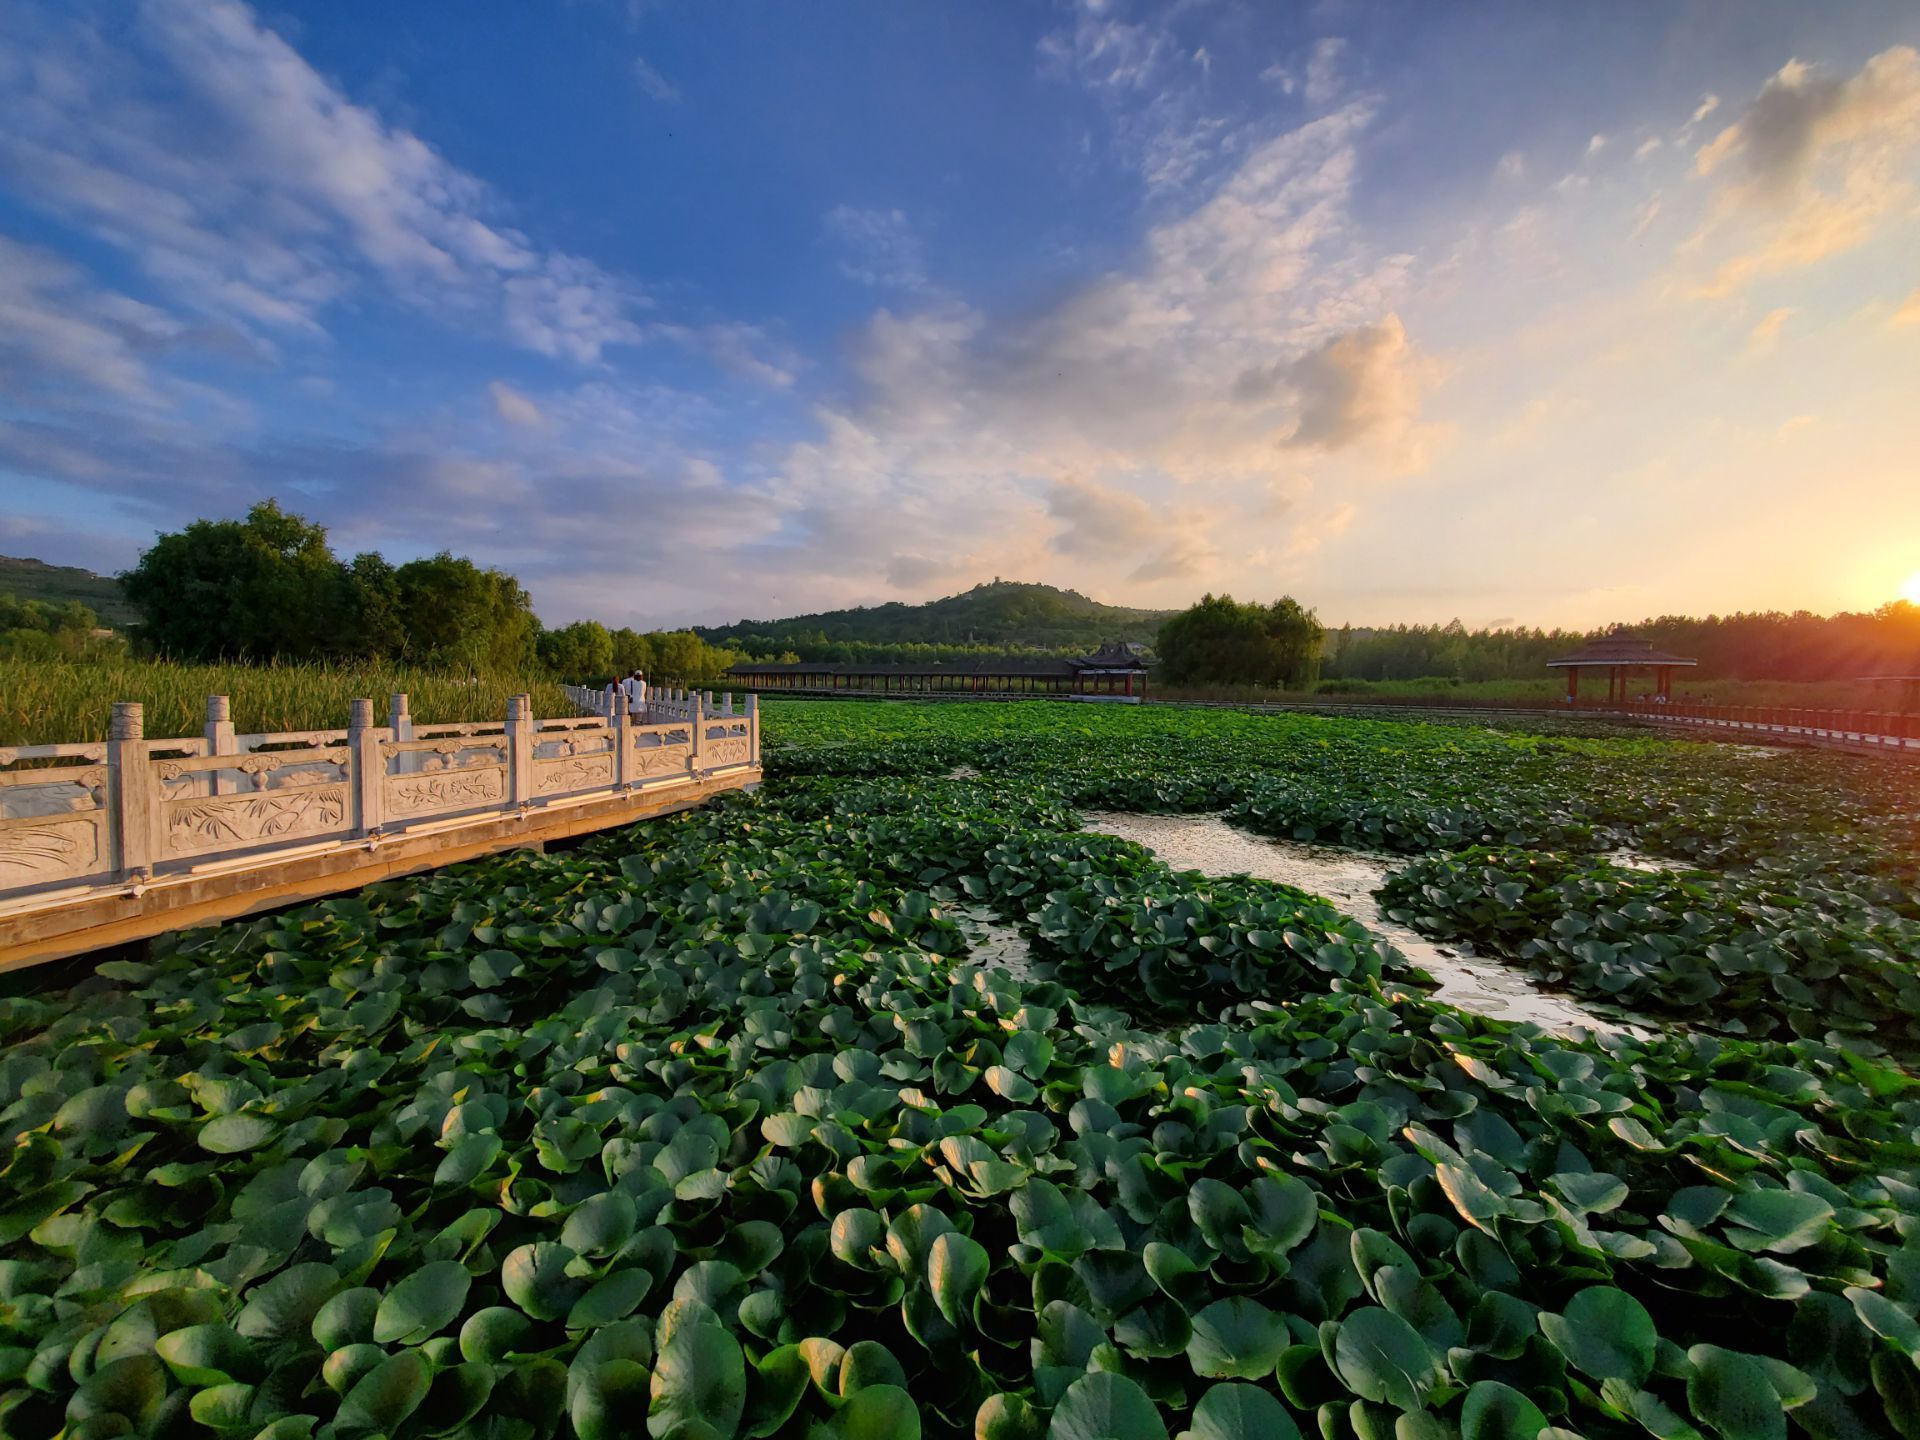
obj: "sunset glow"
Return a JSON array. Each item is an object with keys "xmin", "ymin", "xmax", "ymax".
[{"xmin": 1903, "ymin": 571, "xmax": 1920, "ymax": 606}]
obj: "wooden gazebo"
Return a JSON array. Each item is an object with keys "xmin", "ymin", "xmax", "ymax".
[{"xmin": 1547, "ymin": 628, "xmax": 1696, "ymax": 703}]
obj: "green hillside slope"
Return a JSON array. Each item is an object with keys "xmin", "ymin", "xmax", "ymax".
[
  {"xmin": 696, "ymin": 580, "xmax": 1174, "ymax": 653},
  {"xmin": 0, "ymin": 556, "xmax": 138, "ymax": 626}
]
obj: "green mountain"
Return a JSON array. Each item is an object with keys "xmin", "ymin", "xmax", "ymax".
[
  {"xmin": 0, "ymin": 556, "xmax": 138, "ymax": 627},
  {"xmin": 698, "ymin": 580, "xmax": 1175, "ymax": 653}
]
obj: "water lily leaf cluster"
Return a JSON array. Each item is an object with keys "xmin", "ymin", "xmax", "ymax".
[
  {"xmin": 1379, "ymin": 848, "xmax": 1920, "ymax": 1052},
  {"xmin": 2, "ymin": 698, "xmax": 1918, "ymax": 1440}
]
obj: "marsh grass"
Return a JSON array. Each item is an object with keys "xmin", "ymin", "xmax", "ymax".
[{"xmin": 0, "ymin": 658, "xmax": 574, "ymax": 745}]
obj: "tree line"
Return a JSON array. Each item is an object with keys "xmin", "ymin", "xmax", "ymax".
[
  {"xmin": 0, "ymin": 592, "xmax": 126, "ymax": 662},
  {"xmin": 115, "ymin": 501, "xmax": 745, "ymax": 684},
  {"xmin": 1322, "ymin": 607, "xmax": 1920, "ymax": 684}
]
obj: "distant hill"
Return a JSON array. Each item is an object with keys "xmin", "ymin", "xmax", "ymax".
[
  {"xmin": 0, "ymin": 555, "xmax": 138, "ymax": 627},
  {"xmin": 697, "ymin": 580, "xmax": 1175, "ymax": 653}
]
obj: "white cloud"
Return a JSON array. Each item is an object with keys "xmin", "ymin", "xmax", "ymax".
[
  {"xmin": 632, "ymin": 55, "xmax": 681, "ymax": 104},
  {"xmin": 1038, "ymin": 2, "xmax": 1167, "ymax": 91},
  {"xmin": 1038, "ymin": 0, "xmax": 1242, "ymax": 191},
  {"xmin": 1494, "ymin": 151, "xmax": 1526, "ymax": 181},
  {"xmin": 1689, "ymin": 47, "xmax": 1920, "ymax": 294},
  {"xmin": 1586, "ymin": 134, "xmax": 1608, "ymax": 155},
  {"xmin": 489, "ymin": 382, "xmax": 545, "ymax": 427},
  {"xmin": 823, "ymin": 206, "xmax": 928, "ymax": 290},
  {"xmin": 1634, "ymin": 137, "xmax": 1662, "ymax": 161},
  {"xmin": 0, "ymin": 237, "xmax": 182, "ymax": 403},
  {"xmin": 0, "ymin": 0, "xmax": 792, "ymax": 383},
  {"xmin": 1304, "ymin": 39, "xmax": 1348, "ymax": 108},
  {"xmin": 752, "ymin": 102, "xmax": 1433, "ymax": 605},
  {"xmin": 1895, "ymin": 289, "xmax": 1920, "ymax": 326}
]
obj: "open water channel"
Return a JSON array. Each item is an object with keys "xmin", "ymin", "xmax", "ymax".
[{"xmin": 1077, "ymin": 810, "xmax": 1642, "ymax": 1037}]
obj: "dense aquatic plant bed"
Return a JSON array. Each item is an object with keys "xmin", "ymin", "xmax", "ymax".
[
  {"xmin": 5, "ymin": 699, "xmax": 1920, "ymax": 1439},
  {"xmin": 1377, "ymin": 849, "xmax": 1920, "ymax": 1055}
]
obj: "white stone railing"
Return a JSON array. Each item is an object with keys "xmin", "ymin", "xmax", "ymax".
[{"xmin": 0, "ymin": 688, "xmax": 759, "ymax": 903}]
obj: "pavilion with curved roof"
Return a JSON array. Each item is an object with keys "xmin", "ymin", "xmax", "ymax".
[{"xmin": 1546, "ymin": 628, "xmax": 1696, "ymax": 702}]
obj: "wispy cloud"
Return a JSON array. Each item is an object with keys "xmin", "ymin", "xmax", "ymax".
[
  {"xmin": 0, "ymin": 0, "xmax": 646, "ymax": 362},
  {"xmin": 823, "ymin": 207, "xmax": 929, "ymax": 291},
  {"xmin": 1745, "ymin": 307, "xmax": 1794, "ymax": 354},
  {"xmin": 489, "ymin": 382, "xmax": 546, "ymax": 428},
  {"xmin": 632, "ymin": 55, "xmax": 681, "ymax": 104}
]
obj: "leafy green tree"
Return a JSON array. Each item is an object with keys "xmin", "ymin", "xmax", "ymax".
[
  {"xmin": 537, "ymin": 620, "xmax": 615, "ymax": 679},
  {"xmin": 609, "ymin": 627, "xmax": 652, "ymax": 676},
  {"xmin": 1157, "ymin": 593, "xmax": 1324, "ymax": 688},
  {"xmin": 393, "ymin": 553, "xmax": 538, "ymax": 672},
  {"xmin": 120, "ymin": 499, "xmax": 340, "ymax": 661},
  {"xmin": 331, "ymin": 552, "xmax": 407, "ymax": 660}
]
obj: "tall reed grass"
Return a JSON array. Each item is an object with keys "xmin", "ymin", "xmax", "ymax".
[{"xmin": 0, "ymin": 659, "xmax": 575, "ymax": 745}]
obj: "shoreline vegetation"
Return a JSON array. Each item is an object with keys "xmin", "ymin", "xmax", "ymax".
[
  {"xmin": 1, "ymin": 659, "xmax": 1911, "ymax": 748},
  {"xmin": 0, "ymin": 659, "xmax": 573, "ymax": 745}
]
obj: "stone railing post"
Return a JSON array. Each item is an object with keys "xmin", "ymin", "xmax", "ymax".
[
  {"xmin": 604, "ymin": 683, "xmax": 619, "ymax": 723},
  {"xmin": 205, "ymin": 694, "xmax": 236, "ymax": 795},
  {"xmin": 347, "ymin": 698, "xmax": 382, "ymax": 839},
  {"xmin": 390, "ymin": 692, "xmax": 417, "ymax": 775},
  {"xmin": 107, "ymin": 702, "xmax": 158, "ymax": 882},
  {"xmin": 689, "ymin": 689, "xmax": 707, "ymax": 775},
  {"xmin": 745, "ymin": 692, "xmax": 760, "ymax": 765},
  {"xmin": 506, "ymin": 694, "xmax": 534, "ymax": 808},
  {"xmin": 612, "ymin": 688, "xmax": 633, "ymax": 788}
]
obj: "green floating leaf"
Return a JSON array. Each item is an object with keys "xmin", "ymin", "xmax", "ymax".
[
  {"xmin": 830, "ymin": 1383, "xmax": 923, "ymax": 1439},
  {"xmin": 1331, "ymin": 1307, "xmax": 1437, "ymax": 1412},
  {"xmin": 929, "ymin": 1230, "xmax": 991, "ymax": 1328},
  {"xmin": 460, "ymin": 1305, "xmax": 532, "ymax": 1364},
  {"xmin": 1187, "ymin": 1297, "xmax": 1289, "ymax": 1381},
  {"xmin": 503, "ymin": 1242, "xmax": 587, "ymax": 1321},
  {"xmin": 1721, "ymin": 1191, "xmax": 1834, "ymax": 1255},
  {"xmin": 336, "ymin": 1349, "xmax": 434, "ymax": 1433},
  {"xmin": 1048, "ymin": 1371, "xmax": 1170, "ymax": 1440},
  {"xmin": 650, "ymin": 1320, "xmax": 746, "ymax": 1438},
  {"xmin": 237, "ymin": 1263, "xmax": 341, "ymax": 1342},
  {"xmin": 1537, "ymin": 1287, "xmax": 1655, "ymax": 1386},
  {"xmin": 977, "ymin": 1392, "xmax": 1047, "ymax": 1440},
  {"xmin": 1459, "ymin": 1380, "xmax": 1549, "ymax": 1440},
  {"xmin": 373, "ymin": 1260, "xmax": 471, "ymax": 1345},
  {"xmin": 153, "ymin": 1323, "xmax": 261, "ymax": 1387},
  {"xmin": 200, "ymin": 1113, "xmax": 282, "ymax": 1155},
  {"xmin": 1687, "ymin": 1345, "xmax": 1787, "ymax": 1440},
  {"xmin": 1179, "ymin": 1382, "xmax": 1301, "ymax": 1440}
]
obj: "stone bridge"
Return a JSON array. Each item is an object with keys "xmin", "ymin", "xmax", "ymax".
[{"xmin": 0, "ymin": 687, "xmax": 760, "ymax": 970}]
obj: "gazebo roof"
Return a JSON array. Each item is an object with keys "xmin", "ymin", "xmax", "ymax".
[{"xmin": 1546, "ymin": 628, "xmax": 1697, "ymax": 669}]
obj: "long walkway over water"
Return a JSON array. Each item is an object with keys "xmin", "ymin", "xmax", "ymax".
[{"xmin": 0, "ymin": 688, "xmax": 760, "ymax": 969}]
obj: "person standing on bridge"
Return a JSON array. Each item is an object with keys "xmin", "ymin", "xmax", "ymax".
[{"xmin": 622, "ymin": 669, "xmax": 648, "ymax": 717}]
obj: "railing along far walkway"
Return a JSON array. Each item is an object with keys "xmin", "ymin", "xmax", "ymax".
[{"xmin": 0, "ymin": 687, "xmax": 760, "ymax": 968}]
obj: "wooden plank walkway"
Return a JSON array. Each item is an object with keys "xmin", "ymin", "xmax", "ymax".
[{"xmin": 1, "ymin": 688, "xmax": 760, "ymax": 969}]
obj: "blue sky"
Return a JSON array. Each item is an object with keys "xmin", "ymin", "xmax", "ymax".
[{"xmin": 2, "ymin": 0, "xmax": 1917, "ymax": 630}]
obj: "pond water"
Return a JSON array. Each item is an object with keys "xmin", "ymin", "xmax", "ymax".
[
  {"xmin": 1079, "ymin": 810, "xmax": 1642, "ymax": 1037},
  {"xmin": 947, "ymin": 901, "xmax": 1050, "ymax": 984}
]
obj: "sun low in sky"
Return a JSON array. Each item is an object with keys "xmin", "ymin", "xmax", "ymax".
[
  {"xmin": 0, "ymin": 0, "xmax": 1916, "ymax": 630},
  {"xmin": 1902, "ymin": 571, "xmax": 1920, "ymax": 606}
]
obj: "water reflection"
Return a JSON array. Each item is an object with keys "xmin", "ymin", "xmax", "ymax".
[{"xmin": 1079, "ymin": 810, "xmax": 1643, "ymax": 1037}]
